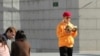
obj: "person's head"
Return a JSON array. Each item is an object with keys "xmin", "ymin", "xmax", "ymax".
[
  {"xmin": 5, "ymin": 27, "xmax": 16, "ymax": 39},
  {"xmin": 63, "ymin": 11, "xmax": 72, "ymax": 23},
  {"xmin": 15, "ymin": 30, "xmax": 26, "ymax": 41}
]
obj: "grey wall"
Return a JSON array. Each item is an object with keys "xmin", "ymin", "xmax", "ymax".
[
  {"xmin": 2, "ymin": 0, "xmax": 21, "ymax": 31},
  {"xmin": 0, "ymin": 0, "xmax": 3, "ymax": 33},
  {"xmin": 20, "ymin": 0, "xmax": 61, "ymax": 52},
  {"xmin": 79, "ymin": 0, "xmax": 100, "ymax": 52}
]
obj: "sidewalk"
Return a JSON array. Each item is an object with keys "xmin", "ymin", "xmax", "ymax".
[{"xmin": 30, "ymin": 52, "xmax": 100, "ymax": 56}]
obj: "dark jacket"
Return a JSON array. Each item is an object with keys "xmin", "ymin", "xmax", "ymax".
[
  {"xmin": 2, "ymin": 33, "xmax": 8, "ymax": 42},
  {"xmin": 11, "ymin": 40, "xmax": 30, "ymax": 56}
]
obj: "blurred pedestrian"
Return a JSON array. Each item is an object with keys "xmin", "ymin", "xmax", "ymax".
[
  {"xmin": 11, "ymin": 30, "xmax": 31, "ymax": 56},
  {"xmin": 56, "ymin": 11, "xmax": 78, "ymax": 56},
  {"xmin": 0, "ymin": 35, "xmax": 10, "ymax": 56},
  {"xmin": 2, "ymin": 26, "xmax": 16, "ymax": 50}
]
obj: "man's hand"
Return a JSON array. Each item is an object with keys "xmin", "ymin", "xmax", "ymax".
[{"xmin": 72, "ymin": 26, "xmax": 77, "ymax": 32}]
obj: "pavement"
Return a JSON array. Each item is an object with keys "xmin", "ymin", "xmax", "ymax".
[{"xmin": 30, "ymin": 52, "xmax": 100, "ymax": 56}]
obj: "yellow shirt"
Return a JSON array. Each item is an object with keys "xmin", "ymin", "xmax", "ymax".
[{"xmin": 56, "ymin": 21, "xmax": 78, "ymax": 47}]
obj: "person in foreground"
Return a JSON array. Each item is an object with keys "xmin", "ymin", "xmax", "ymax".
[
  {"xmin": 11, "ymin": 30, "xmax": 31, "ymax": 56},
  {"xmin": 56, "ymin": 11, "xmax": 78, "ymax": 56},
  {"xmin": 2, "ymin": 27, "xmax": 16, "ymax": 50},
  {"xmin": 0, "ymin": 35, "xmax": 10, "ymax": 56}
]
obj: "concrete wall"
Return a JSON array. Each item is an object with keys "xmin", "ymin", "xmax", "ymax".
[
  {"xmin": 2, "ymin": 0, "xmax": 21, "ymax": 30},
  {"xmin": 0, "ymin": 0, "xmax": 3, "ymax": 33},
  {"xmin": 79, "ymin": 0, "xmax": 100, "ymax": 51}
]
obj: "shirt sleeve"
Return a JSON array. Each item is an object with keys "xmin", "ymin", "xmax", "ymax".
[
  {"xmin": 56, "ymin": 24, "xmax": 66, "ymax": 38},
  {"xmin": 71, "ymin": 30, "xmax": 78, "ymax": 38}
]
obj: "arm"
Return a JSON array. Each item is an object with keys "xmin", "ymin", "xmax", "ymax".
[
  {"xmin": 71, "ymin": 29, "xmax": 78, "ymax": 38},
  {"xmin": 11, "ymin": 42, "xmax": 16, "ymax": 56},
  {"xmin": 11, "ymin": 42, "xmax": 19, "ymax": 56},
  {"xmin": 56, "ymin": 24, "xmax": 66, "ymax": 38}
]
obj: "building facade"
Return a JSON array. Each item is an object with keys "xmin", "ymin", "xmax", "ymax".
[{"xmin": 0, "ymin": 0, "xmax": 100, "ymax": 52}]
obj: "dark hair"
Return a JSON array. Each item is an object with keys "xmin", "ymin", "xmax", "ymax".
[
  {"xmin": 5, "ymin": 27, "xmax": 16, "ymax": 33},
  {"xmin": 15, "ymin": 30, "xmax": 26, "ymax": 41},
  {"xmin": 0, "ymin": 35, "xmax": 7, "ymax": 46}
]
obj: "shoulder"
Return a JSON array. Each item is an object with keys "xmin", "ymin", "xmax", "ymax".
[
  {"xmin": 57, "ymin": 21, "xmax": 63, "ymax": 28},
  {"xmin": 0, "ymin": 34, "xmax": 7, "ymax": 42},
  {"xmin": 23, "ymin": 41, "xmax": 30, "ymax": 48}
]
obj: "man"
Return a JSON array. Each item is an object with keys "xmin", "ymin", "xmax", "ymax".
[
  {"xmin": 56, "ymin": 11, "xmax": 78, "ymax": 56},
  {"xmin": 2, "ymin": 26, "xmax": 16, "ymax": 50}
]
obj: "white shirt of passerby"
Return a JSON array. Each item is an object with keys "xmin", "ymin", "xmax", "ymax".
[
  {"xmin": 7, "ymin": 39, "xmax": 12, "ymax": 51},
  {"xmin": 0, "ymin": 43, "xmax": 10, "ymax": 56}
]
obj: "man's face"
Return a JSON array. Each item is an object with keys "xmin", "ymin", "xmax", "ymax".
[
  {"xmin": 63, "ymin": 16, "xmax": 71, "ymax": 23},
  {"xmin": 7, "ymin": 30, "xmax": 16, "ymax": 39}
]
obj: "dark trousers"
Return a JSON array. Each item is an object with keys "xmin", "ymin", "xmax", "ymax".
[{"xmin": 59, "ymin": 46, "xmax": 73, "ymax": 56}]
